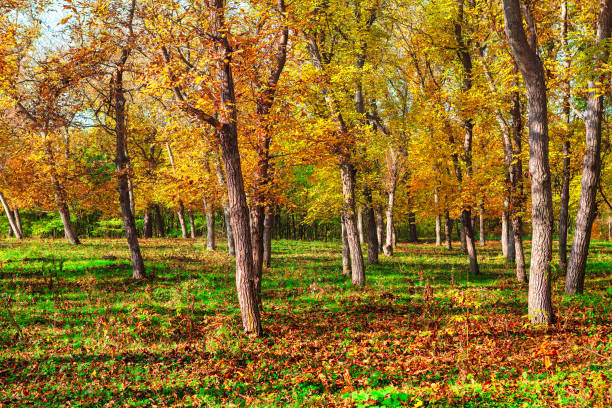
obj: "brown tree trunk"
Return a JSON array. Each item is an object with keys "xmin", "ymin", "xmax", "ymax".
[
  {"xmin": 210, "ymin": 0, "xmax": 261, "ymax": 335},
  {"xmin": 143, "ymin": 205, "xmax": 153, "ymax": 238},
  {"xmin": 128, "ymin": 177, "xmax": 136, "ymax": 219},
  {"xmin": 511, "ymin": 88, "xmax": 527, "ymax": 282},
  {"xmin": 384, "ymin": 189, "xmax": 395, "ymax": 256},
  {"xmin": 154, "ymin": 204, "xmax": 165, "ymax": 237},
  {"xmin": 263, "ymin": 207, "xmax": 273, "ymax": 267},
  {"xmin": 503, "ymin": 0, "xmax": 555, "ymax": 323},
  {"xmin": 44, "ymin": 140, "xmax": 80, "ymax": 245},
  {"xmin": 460, "ymin": 220, "xmax": 467, "ymax": 253},
  {"xmin": 341, "ymin": 217, "xmax": 351, "ymax": 276},
  {"xmin": 357, "ymin": 205, "xmax": 365, "ymax": 245},
  {"xmin": 434, "ymin": 188, "xmax": 442, "ymax": 246},
  {"xmin": 408, "ymin": 212, "xmax": 418, "ymax": 243},
  {"xmin": 188, "ymin": 210, "xmax": 196, "ymax": 238},
  {"xmin": 454, "ymin": 0, "xmax": 479, "ymax": 277},
  {"xmin": 501, "ymin": 208, "xmax": 509, "ymax": 257},
  {"xmin": 462, "ymin": 210, "xmax": 480, "ymax": 274},
  {"xmin": 444, "ymin": 211, "xmax": 453, "ymax": 250},
  {"xmin": 177, "ymin": 200, "xmax": 188, "ymax": 238},
  {"xmin": 566, "ymin": 0, "xmax": 612, "ymax": 295},
  {"xmin": 13, "ymin": 209, "xmax": 23, "ymax": 237},
  {"xmin": 212, "ymin": 152, "xmax": 235, "ymax": 255},
  {"xmin": 203, "ymin": 196, "xmax": 216, "ymax": 250},
  {"xmin": 340, "ymin": 161, "xmax": 365, "ymax": 286},
  {"xmin": 112, "ymin": 43, "xmax": 146, "ymax": 280},
  {"xmin": 376, "ymin": 206, "xmax": 384, "ymax": 253},
  {"xmin": 558, "ymin": 0, "xmax": 572, "ymax": 275},
  {"xmin": 479, "ymin": 205, "xmax": 485, "ymax": 246},
  {"xmin": 0, "ymin": 192, "xmax": 22, "ymax": 239},
  {"xmin": 365, "ymin": 189, "xmax": 378, "ymax": 265}
]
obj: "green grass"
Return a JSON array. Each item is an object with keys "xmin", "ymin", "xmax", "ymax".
[{"xmin": 0, "ymin": 238, "xmax": 610, "ymax": 407}]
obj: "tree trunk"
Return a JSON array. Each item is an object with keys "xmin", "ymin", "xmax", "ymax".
[
  {"xmin": 566, "ymin": 0, "xmax": 612, "ymax": 295},
  {"xmin": 143, "ymin": 205, "xmax": 153, "ymax": 238},
  {"xmin": 0, "ymin": 192, "xmax": 22, "ymax": 239},
  {"xmin": 128, "ymin": 177, "xmax": 136, "ymax": 219},
  {"xmin": 384, "ymin": 190, "xmax": 395, "ymax": 256},
  {"xmin": 506, "ymin": 216, "xmax": 516, "ymax": 263},
  {"xmin": 357, "ymin": 205, "xmax": 365, "ymax": 245},
  {"xmin": 558, "ymin": 0, "xmax": 572, "ymax": 276},
  {"xmin": 454, "ymin": 0, "xmax": 479, "ymax": 276},
  {"xmin": 188, "ymin": 210, "xmax": 196, "ymax": 238},
  {"xmin": 112, "ymin": 52, "xmax": 146, "ymax": 280},
  {"xmin": 444, "ymin": 211, "xmax": 453, "ymax": 250},
  {"xmin": 154, "ymin": 204, "xmax": 165, "ymax": 237},
  {"xmin": 375, "ymin": 206, "xmax": 384, "ymax": 252},
  {"xmin": 341, "ymin": 217, "xmax": 351, "ymax": 276},
  {"xmin": 177, "ymin": 200, "xmax": 188, "ymax": 238},
  {"xmin": 501, "ymin": 210, "xmax": 508, "ymax": 257},
  {"xmin": 479, "ymin": 205, "xmax": 485, "ymax": 246},
  {"xmin": 263, "ymin": 207, "xmax": 273, "ymax": 267},
  {"xmin": 250, "ymin": 202, "xmax": 265, "ymax": 305},
  {"xmin": 210, "ymin": 0, "xmax": 261, "ymax": 335},
  {"xmin": 462, "ymin": 210, "xmax": 480, "ymax": 275},
  {"xmin": 434, "ymin": 189, "xmax": 442, "ymax": 246},
  {"xmin": 365, "ymin": 189, "xmax": 379, "ymax": 265},
  {"xmin": 512, "ymin": 215, "xmax": 527, "ymax": 282},
  {"xmin": 202, "ymin": 196, "xmax": 216, "ymax": 251},
  {"xmin": 212, "ymin": 152, "xmax": 235, "ymax": 255},
  {"xmin": 340, "ymin": 161, "xmax": 365, "ymax": 286},
  {"xmin": 408, "ymin": 212, "xmax": 418, "ymax": 243},
  {"xmin": 503, "ymin": 0, "xmax": 555, "ymax": 323},
  {"xmin": 460, "ymin": 220, "xmax": 467, "ymax": 253},
  {"xmin": 559, "ymin": 140, "xmax": 571, "ymax": 272}
]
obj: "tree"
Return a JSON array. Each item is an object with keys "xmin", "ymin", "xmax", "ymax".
[
  {"xmin": 502, "ymin": 0, "xmax": 555, "ymax": 324},
  {"xmin": 565, "ymin": 0, "xmax": 612, "ymax": 295}
]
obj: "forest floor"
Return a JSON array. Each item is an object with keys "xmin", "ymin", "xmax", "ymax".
[{"xmin": 0, "ymin": 238, "xmax": 610, "ymax": 407}]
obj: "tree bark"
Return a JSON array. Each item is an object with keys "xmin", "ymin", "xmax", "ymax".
[
  {"xmin": 566, "ymin": 0, "xmax": 612, "ymax": 295},
  {"xmin": 375, "ymin": 206, "xmax": 384, "ymax": 252},
  {"xmin": 177, "ymin": 200, "xmax": 188, "ymax": 238},
  {"xmin": 0, "ymin": 192, "xmax": 22, "ymax": 239},
  {"xmin": 365, "ymin": 188, "xmax": 379, "ymax": 265},
  {"xmin": 501, "ymin": 206, "xmax": 509, "ymax": 257},
  {"xmin": 434, "ymin": 188, "xmax": 442, "ymax": 246},
  {"xmin": 460, "ymin": 220, "xmax": 467, "ymax": 253},
  {"xmin": 454, "ymin": 0, "xmax": 479, "ymax": 276},
  {"xmin": 408, "ymin": 212, "xmax": 418, "ymax": 243},
  {"xmin": 212, "ymin": 151, "xmax": 235, "ymax": 255},
  {"xmin": 154, "ymin": 205, "xmax": 165, "ymax": 237},
  {"xmin": 111, "ymin": 23, "xmax": 146, "ymax": 279},
  {"xmin": 44, "ymin": 140, "xmax": 80, "ymax": 244},
  {"xmin": 341, "ymin": 217, "xmax": 351, "ymax": 276},
  {"xmin": 479, "ymin": 45, "xmax": 526, "ymax": 280},
  {"xmin": 357, "ymin": 205, "xmax": 365, "ymax": 245},
  {"xmin": 479, "ymin": 205, "xmax": 485, "ymax": 246},
  {"xmin": 341, "ymin": 161, "xmax": 366, "ymax": 286},
  {"xmin": 503, "ymin": 0, "xmax": 555, "ymax": 323},
  {"xmin": 263, "ymin": 207, "xmax": 273, "ymax": 267},
  {"xmin": 384, "ymin": 189, "xmax": 395, "ymax": 256},
  {"xmin": 188, "ymin": 210, "xmax": 196, "ymax": 238},
  {"xmin": 13, "ymin": 209, "xmax": 23, "ymax": 237},
  {"xmin": 210, "ymin": 0, "xmax": 261, "ymax": 335},
  {"xmin": 444, "ymin": 211, "xmax": 453, "ymax": 250},
  {"xmin": 558, "ymin": 1, "xmax": 572, "ymax": 275},
  {"xmin": 203, "ymin": 196, "xmax": 216, "ymax": 250}
]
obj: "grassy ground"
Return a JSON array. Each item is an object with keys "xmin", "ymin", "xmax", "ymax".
[{"xmin": 0, "ymin": 237, "xmax": 610, "ymax": 407}]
